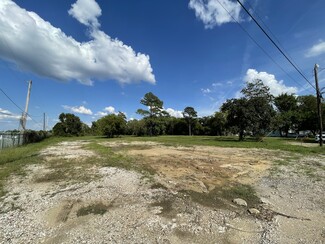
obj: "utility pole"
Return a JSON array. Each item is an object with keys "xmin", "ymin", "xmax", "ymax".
[
  {"xmin": 314, "ymin": 64, "xmax": 323, "ymax": 146},
  {"xmin": 20, "ymin": 80, "xmax": 32, "ymax": 131},
  {"xmin": 43, "ymin": 113, "xmax": 46, "ymax": 131}
]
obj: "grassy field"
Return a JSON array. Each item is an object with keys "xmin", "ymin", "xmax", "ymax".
[
  {"xmin": 101, "ymin": 135, "xmax": 325, "ymax": 155},
  {"xmin": 0, "ymin": 135, "xmax": 324, "ymax": 198}
]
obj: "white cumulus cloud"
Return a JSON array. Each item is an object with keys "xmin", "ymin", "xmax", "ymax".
[
  {"xmin": 244, "ymin": 69, "xmax": 298, "ymax": 96},
  {"xmin": 0, "ymin": 0, "xmax": 155, "ymax": 85},
  {"xmin": 189, "ymin": 0, "xmax": 242, "ymax": 28},
  {"xmin": 305, "ymin": 41, "xmax": 325, "ymax": 57},
  {"xmin": 95, "ymin": 111, "xmax": 108, "ymax": 117},
  {"xmin": 68, "ymin": 0, "xmax": 101, "ymax": 28},
  {"xmin": 62, "ymin": 105, "xmax": 93, "ymax": 115},
  {"xmin": 165, "ymin": 108, "xmax": 184, "ymax": 118},
  {"xmin": 104, "ymin": 106, "xmax": 116, "ymax": 114}
]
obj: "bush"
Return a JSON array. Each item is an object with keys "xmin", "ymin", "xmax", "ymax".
[{"xmin": 23, "ymin": 130, "xmax": 50, "ymax": 144}]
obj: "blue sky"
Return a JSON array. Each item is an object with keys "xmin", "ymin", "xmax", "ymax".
[{"xmin": 1, "ymin": 0, "xmax": 325, "ymax": 131}]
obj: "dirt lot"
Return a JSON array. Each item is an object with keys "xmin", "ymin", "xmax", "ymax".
[
  {"xmin": 102, "ymin": 141, "xmax": 277, "ymax": 192},
  {"xmin": 0, "ymin": 140, "xmax": 324, "ymax": 243}
]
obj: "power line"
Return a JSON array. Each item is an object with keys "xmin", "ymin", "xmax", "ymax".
[
  {"xmin": 0, "ymin": 88, "xmax": 24, "ymax": 112},
  {"xmin": 244, "ymin": 1, "xmax": 302, "ymax": 71},
  {"xmin": 236, "ymin": 0, "xmax": 316, "ymax": 90},
  {"xmin": 0, "ymin": 87, "xmax": 41, "ymax": 127},
  {"xmin": 244, "ymin": 1, "xmax": 306, "ymax": 82},
  {"xmin": 215, "ymin": 0, "xmax": 304, "ymax": 88}
]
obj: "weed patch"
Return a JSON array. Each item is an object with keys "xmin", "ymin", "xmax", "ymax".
[
  {"xmin": 150, "ymin": 199, "xmax": 176, "ymax": 218},
  {"xmin": 150, "ymin": 182, "xmax": 168, "ymax": 190},
  {"xmin": 77, "ymin": 202, "xmax": 110, "ymax": 217},
  {"xmin": 183, "ymin": 184, "xmax": 260, "ymax": 209},
  {"xmin": 84, "ymin": 142, "xmax": 157, "ymax": 177}
]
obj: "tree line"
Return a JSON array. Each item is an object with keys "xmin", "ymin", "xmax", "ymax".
[{"xmin": 53, "ymin": 79, "xmax": 325, "ymax": 140}]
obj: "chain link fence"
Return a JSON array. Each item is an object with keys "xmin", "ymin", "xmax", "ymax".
[{"xmin": 0, "ymin": 133, "xmax": 24, "ymax": 150}]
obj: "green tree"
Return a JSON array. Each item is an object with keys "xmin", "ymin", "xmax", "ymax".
[
  {"xmin": 136, "ymin": 92, "xmax": 167, "ymax": 136},
  {"xmin": 53, "ymin": 113, "xmax": 82, "ymax": 136},
  {"xmin": 273, "ymin": 93, "xmax": 298, "ymax": 137},
  {"xmin": 94, "ymin": 113, "xmax": 126, "ymax": 138},
  {"xmin": 183, "ymin": 106, "xmax": 197, "ymax": 136},
  {"xmin": 221, "ymin": 79, "xmax": 274, "ymax": 140},
  {"xmin": 209, "ymin": 112, "xmax": 227, "ymax": 136},
  {"xmin": 221, "ymin": 98, "xmax": 252, "ymax": 140},
  {"xmin": 126, "ymin": 119, "xmax": 147, "ymax": 136},
  {"xmin": 296, "ymin": 95, "xmax": 325, "ymax": 135},
  {"xmin": 164, "ymin": 117, "xmax": 188, "ymax": 135},
  {"xmin": 242, "ymin": 79, "xmax": 274, "ymax": 139}
]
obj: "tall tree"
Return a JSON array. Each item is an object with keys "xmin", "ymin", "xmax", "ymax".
[
  {"xmin": 221, "ymin": 98, "xmax": 252, "ymax": 140},
  {"xmin": 242, "ymin": 79, "xmax": 274, "ymax": 138},
  {"xmin": 209, "ymin": 112, "xmax": 227, "ymax": 136},
  {"xmin": 53, "ymin": 113, "xmax": 82, "ymax": 136},
  {"xmin": 273, "ymin": 93, "xmax": 298, "ymax": 137},
  {"xmin": 183, "ymin": 106, "xmax": 197, "ymax": 136},
  {"xmin": 221, "ymin": 79, "xmax": 274, "ymax": 140},
  {"xmin": 297, "ymin": 95, "xmax": 325, "ymax": 135},
  {"xmin": 136, "ymin": 92, "xmax": 167, "ymax": 136}
]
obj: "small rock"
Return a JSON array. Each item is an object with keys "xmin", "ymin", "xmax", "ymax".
[
  {"xmin": 248, "ymin": 208, "xmax": 260, "ymax": 215},
  {"xmin": 218, "ymin": 226, "xmax": 226, "ymax": 233},
  {"xmin": 233, "ymin": 198, "xmax": 247, "ymax": 207}
]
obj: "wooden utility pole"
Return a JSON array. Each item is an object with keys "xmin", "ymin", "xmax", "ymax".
[
  {"xmin": 20, "ymin": 80, "xmax": 32, "ymax": 131},
  {"xmin": 314, "ymin": 64, "xmax": 323, "ymax": 146}
]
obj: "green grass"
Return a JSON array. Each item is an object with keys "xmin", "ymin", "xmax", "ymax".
[
  {"xmin": 101, "ymin": 135, "xmax": 325, "ymax": 155},
  {"xmin": 1, "ymin": 135, "xmax": 323, "ymax": 198},
  {"xmin": 182, "ymin": 183, "xmax": 260, "ymax": 209},
  {"xmin": 84, "ymin": 142, "xmax": 157, "ymax": 177},
  {"xmin": 0, "ymin": 137, "xmax": 68, "ymax": 197}
]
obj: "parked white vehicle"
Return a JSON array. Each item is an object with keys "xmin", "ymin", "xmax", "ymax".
[{"xmin": 315, "ymin": 133, "xmax": 325, "ymax": 142}]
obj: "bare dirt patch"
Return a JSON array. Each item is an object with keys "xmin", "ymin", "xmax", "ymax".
[
  {"xmin": 40, "ymin": 140, "xmax": 97, "ymax": 161},
  {"xmin": 101, "ymin": 141, "xmax": 279, "ymax": 192},
  {"xmin": 287, "ymin": 141, "xmax": 319, "ymax": 147},
  {"xmin": 1, "ymin": 139, "xmax": 324, "ymax": 243}
]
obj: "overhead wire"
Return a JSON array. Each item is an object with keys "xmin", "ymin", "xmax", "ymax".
[
  {"xmin": 236, "ymin": 0, "xmax": 316, "ymax": 90},
  {"xmin": 215, "ymin": 0, "xmax": 305, "ymax": 89},
  {"xmin": 244, "ymin": 0, "xmax": 302, "ymax": 70},
  {"xmin": 0, "ymin": 87, "xmax": 42, "ymax": 128},
  {"xmin": 0, "ymin": 88, "xmax": 24, "ymax": 112}
]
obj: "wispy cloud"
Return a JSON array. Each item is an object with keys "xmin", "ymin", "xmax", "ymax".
[
  {"xmin": 0, "ymin": 108, "xmax": 21, "ymax": 120},
  {"xmin": 305, "ymin": 41, "xmax": 325, "ymax": 57},
  {"xmin": 0, "ymin": 0, "xmax": 155, "ymax": 85},
  {"xmin": 201, "ymin": 88, "xmax": 212, "ymax": 94}
]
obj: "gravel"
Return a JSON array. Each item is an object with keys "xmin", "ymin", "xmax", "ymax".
[
  {"xmin": 0, "ymin": 165, "xmax": 249, "ymax": 244},
  {"xmin": 1, "ymin": 143, "xmax": 324, "ymax": 244}
]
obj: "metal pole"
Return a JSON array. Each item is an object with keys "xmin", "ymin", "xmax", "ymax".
[
  {"xmin": 21, "ymin": 80, "xmax": 32, "ymax": 131},
  {"xmin": 314, "ymin": 64, "xmax": 323, "ymax": 146},
  {"xmin": 43, "ymin": 113, "xmax": 46, "ymax": 131}
]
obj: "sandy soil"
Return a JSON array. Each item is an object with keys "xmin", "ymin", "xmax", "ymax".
[
  {"xmin": 102, "ymin": 141, "xmax": 278, "ymax": 192},
  {"xmin": 0, "ymin": 140, "xmax": 324, "ymax": 243}
]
